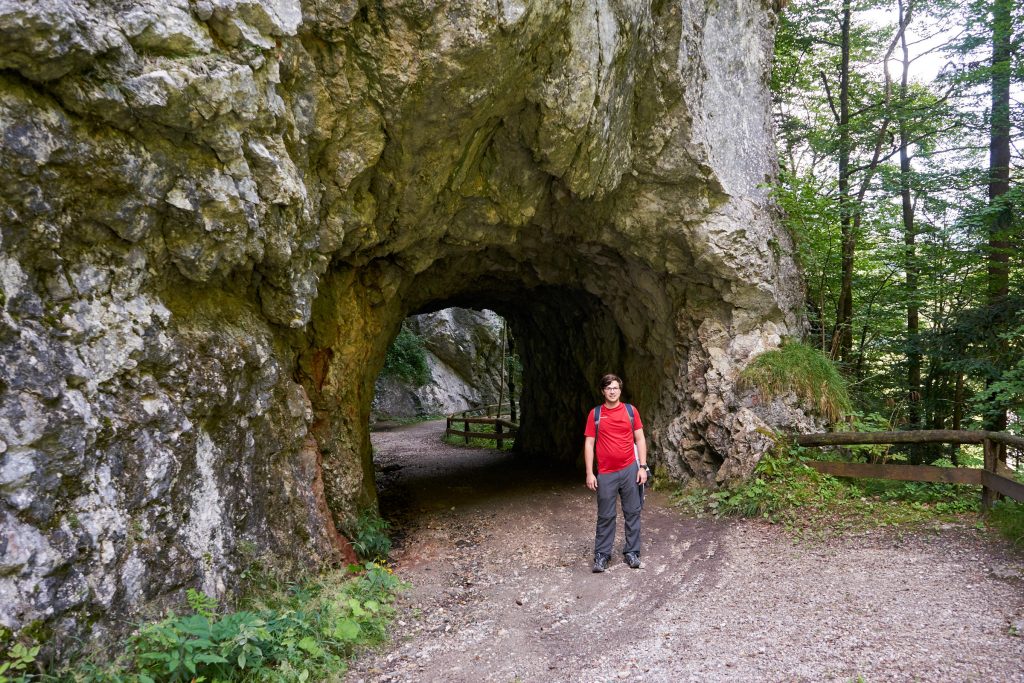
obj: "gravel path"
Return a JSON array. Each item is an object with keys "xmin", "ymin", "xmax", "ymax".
[{"xmin": 348, "ymin": 420, "xmax": 1024, "ymax": 682}]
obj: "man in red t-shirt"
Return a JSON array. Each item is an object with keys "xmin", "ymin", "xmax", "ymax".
[{"xmin": 584, "ymin": 374, "xmax": 649, "ymax": 572}]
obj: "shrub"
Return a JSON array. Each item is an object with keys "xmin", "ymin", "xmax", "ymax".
[
  {"xmin": 674, "ymin": 448, "xmax": 842, "ymax": 521},
  {"xmin": 738, "ymin": 339, "xmax": 852, "ymax": 422},
  {"xmin": 351, "ymin": 511, "xmax": 392, "ymax": 562},
  {"xmin": 41, "ymin": 564, "xmax": 405, "ymax": 683},
  {"xmin": 381, "ymin": 325, "xmax": 430, "ymax": 385}
]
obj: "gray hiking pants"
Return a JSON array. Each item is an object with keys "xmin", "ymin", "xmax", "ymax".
[{"xmin": 594, "ymin": 462, "xmax": 641, "ymax": 558}]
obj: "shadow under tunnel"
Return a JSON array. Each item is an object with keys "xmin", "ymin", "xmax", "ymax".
[{"xmin": 370, "ymin": 418, "xmax": 591, "ymax": 553}]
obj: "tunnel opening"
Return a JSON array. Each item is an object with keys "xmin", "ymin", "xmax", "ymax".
[{"xmin": 295, "ymin": 245, "xmax": 677, "ymax": 545}]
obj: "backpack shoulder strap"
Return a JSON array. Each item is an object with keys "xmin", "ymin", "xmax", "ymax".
[
  {"xmin": 593, "ymin": 404, "xmax": 602, "ymax": 441},
  {"xmin": 625, "ymin": 403, "xmax": 635, "ymax": 430}
]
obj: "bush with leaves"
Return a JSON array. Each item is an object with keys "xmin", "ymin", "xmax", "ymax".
[
  {"xmin": 0, "ymin": 641, "xmax": 39, "ymax": 683},
  {"xmin": 38, "ymin": 564, "xmax": 405, "ymax": 683},
  {"xmin": 381, "ymin": 324, "xmax": 430, "ymax": 386},
  {"xmin": 351, "ymin": 511, "xmax": 392, "ymax": 562}
]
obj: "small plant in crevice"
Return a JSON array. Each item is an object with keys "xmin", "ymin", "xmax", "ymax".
[{"xmin": 351, "ymin": 510, "xmax": 392, "ymax": 562}]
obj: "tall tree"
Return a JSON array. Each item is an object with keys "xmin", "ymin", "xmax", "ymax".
[
  {"xmin": 896, "ymin": 0, "xmax": 922, "ymax": 430},
  {"xmin": 984, "ymin": 0, "xmax": 1013, "ymax": 432}
]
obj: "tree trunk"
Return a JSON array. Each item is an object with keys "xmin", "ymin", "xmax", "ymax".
[
  {"xmin": 897, "ymin": 0, "xmax": 922, "ymax": 432},
  {"xmin": 832, "ymin": 0, "xmax": 854, "ymax": 363},
  {"xmin": 984, "ymin": 0, "xmax": 1012, "ymax": 433}
]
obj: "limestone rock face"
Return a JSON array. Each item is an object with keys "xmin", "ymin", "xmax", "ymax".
[
  {"xmin": 0, "ymin": 0, "xmax": 806, "ymax": 649},
  {"xmin": 372, "ymin": 308, "xmax": 508, "ymax": 419}
]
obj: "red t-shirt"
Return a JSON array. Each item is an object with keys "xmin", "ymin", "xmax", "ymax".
[{"xmin": 584, "ymin": 402, "xmax": 643, "ymax": 474}]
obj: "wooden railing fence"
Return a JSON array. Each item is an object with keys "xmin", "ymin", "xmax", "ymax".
[
  {"xmin": 795, "ymin": 430, "xmax": 1024, "ymax": 510},
  {"xmin": 445, "ymin": 401, "xmax": 519, "ymax": 449}
]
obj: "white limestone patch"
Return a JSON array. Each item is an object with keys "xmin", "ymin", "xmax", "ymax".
[
  {"xmin": 0, "ymin": 255, "xmax": 27, "ymax": 303},
  {"xmin": 117, "ymin": 0, "xmax": 214, "ymax": 55},
  {"xmin": 0, "ymin": 510, "xmax": 61, "ymax": 628},
  {"xmin": 61, "ymin": 292, "xmax": 168, "ymax": 390},
  {"xmin": 184, "ymin": 431, "xmax": 227, "ymax": 597},
  {"xmin": 0, "ymin": 449, "xmax": 36, "ymax": 509},
  {"xmin": 0, "ymin": 393, "xmax": 47, "ymax": 447}
]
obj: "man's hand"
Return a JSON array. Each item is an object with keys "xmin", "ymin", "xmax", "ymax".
[
  {"xmin": 584, "ymin": 436, "xmax": 597, "ymax": 491},
  {"xmin": 636, "ymin": 467, "xmax": 648, "ymax": 485}
]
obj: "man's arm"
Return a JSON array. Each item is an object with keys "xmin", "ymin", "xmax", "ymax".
[
  {"xmin": 634, "ymin": 428, "xmax": 648, "ymax": 484},
  {"xmin": 584, "ymin": 436, "xmax": 598, "ymax": 491}
]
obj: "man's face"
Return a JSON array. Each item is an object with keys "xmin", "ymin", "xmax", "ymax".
[{"xmin": 602, "ymin": 382, "xmax": 621, "ymax": 401}]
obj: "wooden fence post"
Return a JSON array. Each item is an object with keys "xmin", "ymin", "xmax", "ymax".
[
  {"xmin": 982, "ymin": 437, "xmax": 999, "ymax": 511},
  {"xmin": 446, "ymin": 416, "xmax": 451, "ymax": 439},
  {"xmin": 496, "ymin": 420, "xmax": 503, "ymax": 450},
  {"xmin": 464, "ymin": 419, "xmax": 470, "ymax": 444}
]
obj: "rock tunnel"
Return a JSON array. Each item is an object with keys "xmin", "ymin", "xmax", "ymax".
[{"xmin": 0, "ymin": 0, "xmax": 812, "ymax": 650}]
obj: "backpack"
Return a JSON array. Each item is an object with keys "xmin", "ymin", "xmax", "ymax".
[{"xmin": 593, "ymin": 403, "xmax": 636, "ymax": 440}]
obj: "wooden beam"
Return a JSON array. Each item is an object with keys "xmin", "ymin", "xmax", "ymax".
[
  {"xmin": 796, "ymin": 430, "xmax": 1024, "ymax": 449},
  {"xmin": 806, "ymin": 461, "xmax": 983, "ymax": 485},
  {"xmin": 980, "ymin": 471, "xmax": 1024, "ymax": 503},
  {"xmin": 445, "ymin": 429, "xmax": 517, "ymax": 440},
  {"xmin": 451, "ymin": 417, "xmax": 520, "ymax": 426}
]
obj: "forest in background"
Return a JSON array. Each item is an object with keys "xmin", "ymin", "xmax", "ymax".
[{"xmin": 773, "ymin": 0, "xmax": 1023, "ymax": 453}]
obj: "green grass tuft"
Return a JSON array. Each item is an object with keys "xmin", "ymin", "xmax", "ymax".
[
  {"xmin": 988, "ymin": 500, "xmax": 1024, "ymax": 547},
  {"xmin": 739, "ymin": 339, "xmax": 852, "ymax": 422}
]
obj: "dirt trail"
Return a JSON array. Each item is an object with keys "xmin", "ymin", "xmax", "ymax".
[{"xmin": 347, "ymin": 420, "xmax": 1024, "ymax": 682}]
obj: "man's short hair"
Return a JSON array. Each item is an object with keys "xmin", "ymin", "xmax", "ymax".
[{"xmin": 600, "ymin": 374, "xmax": 623, "ymax": 390}]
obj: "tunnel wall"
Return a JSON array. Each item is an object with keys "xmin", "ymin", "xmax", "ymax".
[{"xmin": 0, "ymin": 0, "xmax": 812, "ymax": 651}]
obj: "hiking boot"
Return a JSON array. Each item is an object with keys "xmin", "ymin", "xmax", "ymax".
[
  {"xmin": 624, "ymin": 551, "xmax": 641, "ymax": 569},
  {"xmin": 592, "ymin": 553, "xmax": 609, "ymax": 573}
]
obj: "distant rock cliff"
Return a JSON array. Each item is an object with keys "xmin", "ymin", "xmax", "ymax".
[
  {"xmin": 373, "ymin": 309, "xmax": 509, "ymax": 419},
  {"xmin": 0, "ymin": 0, "xmax": 809, "ymax": 650}
]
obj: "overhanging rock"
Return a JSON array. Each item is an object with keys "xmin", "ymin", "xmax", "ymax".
[{"xmin": 0, "ymin": 0, "xmax": 811, "ymax": 649}]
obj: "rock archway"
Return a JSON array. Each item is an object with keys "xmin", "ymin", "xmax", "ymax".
[{"xmin": 1, "ymin": 0, "xmax": 810, "ymax": 650}]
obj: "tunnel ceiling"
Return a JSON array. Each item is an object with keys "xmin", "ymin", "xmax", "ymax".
[{"xmin": 1, "ymin": 0, "xmax": 817, "ymax": 648}]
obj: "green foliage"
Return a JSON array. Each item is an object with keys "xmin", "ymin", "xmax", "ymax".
[
  {"xmin": 442, "ymin": 421, "xmax": 515, "ymax": 451},
  {"xmin": 0, "ymin": 641, "xmax": 40, "ymax": 683},
  {"xmin": 773, "ymin": 0, "xmax": 1024, "ymax": 434},
  {"xmin": 41, "ymin": 564, "xmax": 405, "ymax": 683},
  {"xmin": 988, "ymin": 500, "xmax": 1024, "ymax": 547},
  {"xmin": 738, "ymin": 340, "xmax": 852, "ymax": 422},
  {"xmin": 673, "ymin": 443, "xmax": 984, "ymax": 534},
  {"xmin": 673, "ymin": 449, "xmax": 843, "ymax": 523},
  {"xmin": 381, "ymin": 324, "xmax": 430, "ymax": 386},
  {"xmin": 969, "ymin": 311, "xmax": 1024, "ymax": 433},
  {"xmin": 351, "ymin": 511, "xmax": 392, "ymax": 562}
]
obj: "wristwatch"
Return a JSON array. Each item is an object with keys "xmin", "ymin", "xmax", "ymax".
[{"xmin": 640, "ymin": 465, "xmax": 650, "ymax": 473}]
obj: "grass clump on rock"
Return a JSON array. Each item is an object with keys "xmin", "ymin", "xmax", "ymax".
[{"xmin": 738, "ymin": 339, "xmax": 851, "ymax": 422}]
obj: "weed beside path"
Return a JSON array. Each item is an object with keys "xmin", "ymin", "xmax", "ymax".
[{"xmin": 350, "ymin": 420, "xmax": 1024, "ymax": 682}]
